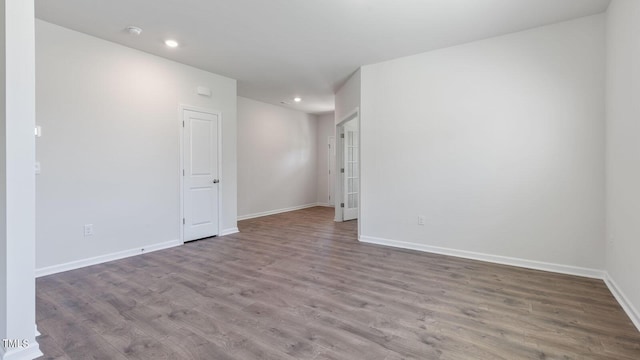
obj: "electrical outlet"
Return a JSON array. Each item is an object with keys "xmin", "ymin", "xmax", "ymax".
[
  {"xmin": 84, "ymin": 224, "xmax": 94, "ymax": 236},
  {"xmin": 418, "ymin": 215, "xmax": 426, "ymax": 226}
]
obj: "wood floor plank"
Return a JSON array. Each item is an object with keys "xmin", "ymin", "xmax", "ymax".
[{"xmin": 37, "ymin": 207, "xmax": 640, "ymax": 359}]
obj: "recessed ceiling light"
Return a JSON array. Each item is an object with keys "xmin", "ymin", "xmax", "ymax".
[
  {"xmin": 164, "ymin": 39, "xmax": 179, "ymax": 48},
  {"xmin": 294, "ymin": 97, "xmax": 302, "ymax": 102},
  {"xmin": 126, "ymin": 26, "xmax": 142, "ymax": 36}
]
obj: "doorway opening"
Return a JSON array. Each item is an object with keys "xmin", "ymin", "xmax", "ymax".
[{"xmin": 335, "ymin": 108, "xmax": 360, "ymax": 226}]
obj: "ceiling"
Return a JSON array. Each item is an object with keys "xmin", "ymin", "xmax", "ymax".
[{"xmin": 35, "ymin": 0, "xmax": 611, "ymax": 114}]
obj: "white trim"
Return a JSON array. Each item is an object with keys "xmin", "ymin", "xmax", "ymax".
[
  {"xmin": 334, "ymin": 124, "xmax": 343, "ymax": 222},
  {"xmin": 604, "ymin": 272, "xmax": 640, "ymax": 331},
  {"xmin": 359, "ymin": 235, "xmax": 640, "ymax": 333},
  {"xmin": 316, "ymin": 203, "xmax": 332, "ymax": 207},
  {"xmin": 219, "ymin": 227, "xmax": 239, "ymax": 236},
  {"xmin": 35, "ymin": 325, "xmax": 40, "ymax": 337},
  {"xmin": 35, "ymin": 240, "xmax": 181, "ymax": 278},
  {"xmin": 327, "ymin": 136, "xmax": 336, "ymax": 207},
  {"xmin": 0, "ymin": 341, "xmax": 42, "ymax": 360},
  {"xmin": 359, "ymin": 235, "xmax": 605, "ymax": 279},
  {"xmin": 237, "ymin": 203, "xmax": 321, "ymax": 221},
  {"xmin": 178, "ymin": 106, "xmax": 186, "ymax": 243},
  {"xmin": 179, "ymin": 105, "xmax": 223, "ymax": 243}
]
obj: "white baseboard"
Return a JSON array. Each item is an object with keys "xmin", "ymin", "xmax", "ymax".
[
  {"xmin": 359, "ymin": 235, "xmax": 640, "ymax": 333},
  {"xmin": 219, "ymin": 227, "xmax": 239, "ymax": 236},
  {"xmin": 316, "ymin": 203, "xmax": 332, "ymax": 207},
  {"xmin": 1, "ymin": 341, "xmax": 42, "ymax": 360},
  {"xmin": 603, "ymin": 272, "xmax": 640, "ymax": 331},
  {"xmin": 359, "ymin": 235, "xmax": 605, "ymax": 279},
  {"xmin": 35, "ymin": 239, "xmax": 182, "ymax": 278},
  {"xmin": 237, "ymin": 203, "xmax": 322, "ymax": 221}
]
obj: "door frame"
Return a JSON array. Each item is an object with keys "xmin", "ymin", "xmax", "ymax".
[
  {"xmin": 335, "ymin": 107, "xmax": 360, "ymax": 225},
  {"xmin": 179, "ymin": 104, "xmax": 223, "ymax": 244},
  {"xmin": 328, "ymin": 135, "xmax": 335, "ymax": 206}
]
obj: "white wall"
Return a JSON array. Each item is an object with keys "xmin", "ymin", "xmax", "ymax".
[
  {"xmin": 605, "ymin": 0, "xmax": 640, "ymax": 329},
  {"xmin": 1, "ymin": 0, "xmax": 41, "ymax": 358},
  {"xmin": 35, "ymin": 20, "xmax": 237, "ymax": 271},
  {"xmin": 359, "ymin": 15, "xmax": 606, "ymax": 273},
  {"xmin": 237, "ymin": 97, "xmax": 318, "ymax": 219},
  {"xmin": 335, "ymin": 70, "xmax": 361, "ymax": 125},
  {"xmin": 316, "ymin": 112, "xmax": 334, "ymax": 205}
]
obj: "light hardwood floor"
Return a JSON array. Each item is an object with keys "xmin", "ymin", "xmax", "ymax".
[{"xmin": 36, "ymin": 207, "xmax": 640, "ymax": 359}]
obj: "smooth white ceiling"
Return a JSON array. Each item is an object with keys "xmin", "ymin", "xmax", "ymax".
[{"xmin": 35, "ymin": 0, "xmax": 610, "ymax": 114}]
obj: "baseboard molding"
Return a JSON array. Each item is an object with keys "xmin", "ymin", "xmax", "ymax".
[
  {"xmin": 316, "ymin": 203, "xmax": 333, "ymax": 207},
  {"xmin": 237, "ymin": 203, "xmax": 322, "ymax": 221},
  {"xmin": 220, "ymin": 227, "xmax": 239, "ymax": 236},
  {"xmin": 604, "ymin": 272, "xmax": 640, "ymax": 331},
  {"xmin": 35, "ymin": 239, "xmax": 182, "ymax": 278},
  {"xmin": 359, "ymin": 235, "xmax": 605, "ymax": 279},
  {"xmin": 1, "ymin": 341, "xmax": 42, "ymax": 360},
  {"xmin": 359, "ymin": 235, "xmax": 640, "ymax": 333}
]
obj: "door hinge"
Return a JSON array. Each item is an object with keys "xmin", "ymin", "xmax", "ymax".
[
  {"xmin": 340, "ymin": 203, "xmax": 344, "ymax": 208},
  {"xmin": 182, "ymin": 121, "xmax": 185, "ymax": 127},
  {"xmin": 183, "ymin": 218, "xmax": 185, "ymax": 225},
  {"xmin": 182, "ymin": 169, "xmax": 185, "ymax": 176},
  {"xmin": 341, "ymin": 134, "xmax": 345, "ymax": 138},
  {"xmin": 341, "ymin": 168, "xmax": 344, "ymax": 173}
]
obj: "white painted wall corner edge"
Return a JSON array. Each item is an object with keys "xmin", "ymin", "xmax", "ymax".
[
  {"xmin": 237, "ymin": 203, "xmax": 324, "ymax": 221},
  {"xmin": 358, "ymin": 235, "xmax": 640, "ymax": 331},
  {"xmin": 0, "ymin": 342, "xmax": 42, "ymax": 360},
  {"xmin": 35, "ymin": 239, "xmax": 182, "ymax": 278},
  {"xmin": 604, "ymin": 273, "xmax": 640, "ymax": 332}
]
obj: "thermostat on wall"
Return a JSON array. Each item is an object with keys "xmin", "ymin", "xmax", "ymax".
[{"xmin": 196, "ymin": 86, "xmax": 212, "ymax": 97}]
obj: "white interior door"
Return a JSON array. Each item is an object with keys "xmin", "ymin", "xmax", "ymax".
[
  {"xmin": 183, "ymin": 109, "xmax": 220, "ymax": 241},
  {"xmin": 328, "ymin": 136, "xmax": 335, "ymax": 206},
  {"xmin": 343, "ymin": 124, "xmax": 358, "ymax": 221}
]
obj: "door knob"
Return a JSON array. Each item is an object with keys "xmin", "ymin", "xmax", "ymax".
[{"xmin": 213, "ymin": 179, "xmax": 219, "ymax": 184}]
